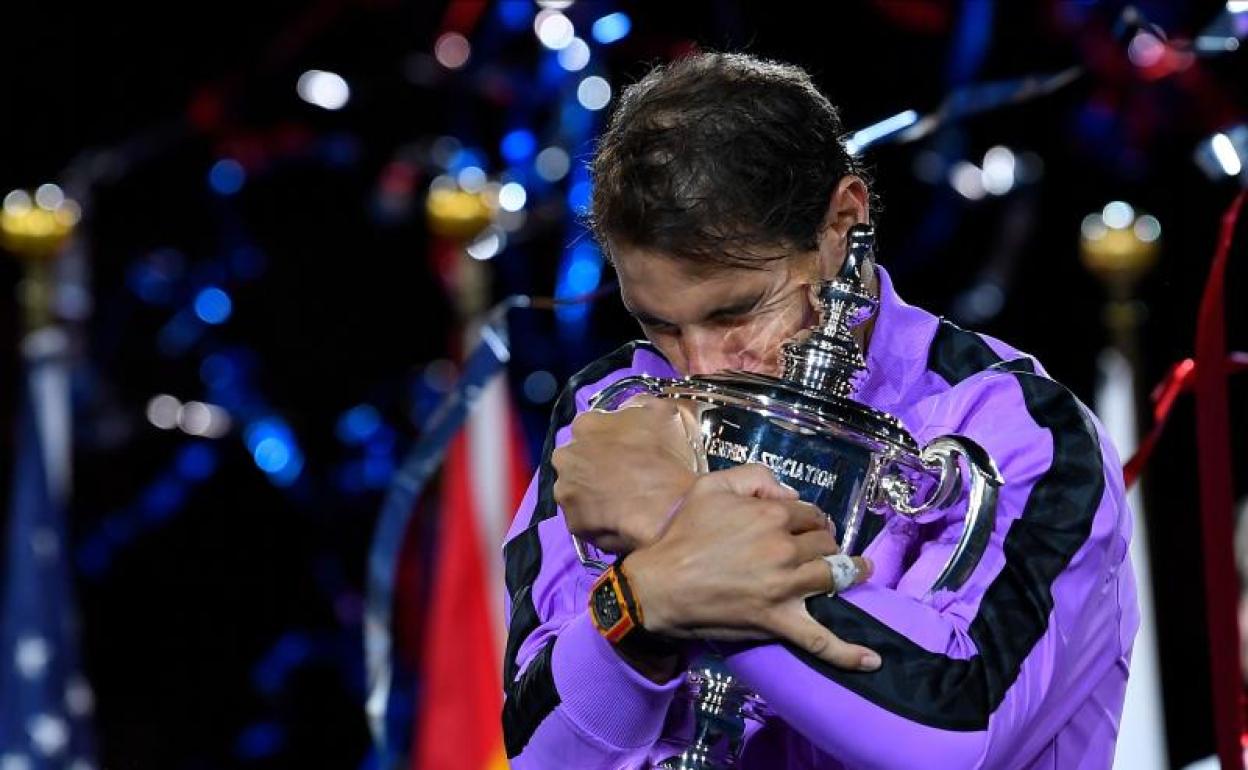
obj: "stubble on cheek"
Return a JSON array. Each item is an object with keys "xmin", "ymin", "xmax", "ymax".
[{"xmin": 739, "ymin": 292, "xmax": 817, "ymax": 376}]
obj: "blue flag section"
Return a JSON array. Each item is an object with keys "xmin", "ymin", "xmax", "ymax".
[{"xmin": 0, "ymin": 375, "xmax": 96, "ymax": 769}]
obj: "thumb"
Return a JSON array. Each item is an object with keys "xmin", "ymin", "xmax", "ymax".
[
  {"xmin": 702, "ymin": 463, "xmax": 799, "ymax": 500},
  {"xmin": 769, "ymin": 601, "xmax": 881, "ymax": 672}
]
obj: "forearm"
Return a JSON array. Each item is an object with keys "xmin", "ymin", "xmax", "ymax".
[
  {"xmin": 724, "ymin": 640, "xmax": 987, "ymax": 769},
  {"xmin": 720, "ymin": 584, "xmax": 990, "ymax": 769},
  {"xmin": 721, "ymin": 543, "xmax": 1124, "ymax": 769}
]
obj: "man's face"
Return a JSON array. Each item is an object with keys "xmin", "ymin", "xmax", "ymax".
[
  {"xmin": 609, "ymin": 177, "xmax": 871, "ymax": 376},
  {"xmin": 613, "ymin": 245, "xmax": 826, "ymax": 377}
]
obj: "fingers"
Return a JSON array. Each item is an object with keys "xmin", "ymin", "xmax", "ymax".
[
  {"xmin": 783, "ymin": 500, "xmax": 829, "ymax": 534},
  {"xmin": 792, "ymin": 528, "xmax": 839, "ymax": 563},
  {"xmin": 790, "ymin": 555, "xmax": 873, "ymax": 596},
  {"xmin": 769, "ymin": 602, "xmax": 881, "ymax": 671},
  {"xmin": 699, "ymin": 463, "xmax": 799, "ymax": 500},
  {"xmin": 824, "ymin": 554, "xmax": 871, "ymax": 592},
  {"xmin": 595, "ymin": 396, "xmax": 700, "ymax": 471},
  {"xmin": 754, "ymin": 476, "xmax": 803, "ymax": 502}
]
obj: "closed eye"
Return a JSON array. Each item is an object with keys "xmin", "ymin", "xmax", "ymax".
[
  {"xmin": 640, "ymin": 319, "xmax": 679, "ymax": 335},
  {"xmin": 707, "ymin": 310, "xmax": 755, "ymax": 328},
  {"xmin": 706, "ymin": 295, "xmax": 765, "ymax": 325},
  {"xmin": 628, "ymin": 293, "xmax": 765, "ymax": 332}
]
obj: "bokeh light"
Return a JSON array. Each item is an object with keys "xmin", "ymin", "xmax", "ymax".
[
  {"xmin": 576, "ymin": 76, "xmax": 612, "ymax": 110},
  {"xmin": 434, "ymin": 32, "xmax": 471, "ymax": 69},
  {"xmin": 208, "ymin": 160, "xmax": 245, "ymax": 196},
  {"xmin": 193, "ymin": 287, "xmax": 233, "ymax": 325},
  {"xmin": 535, "ymin": 147, "xmax": 571, "ymax": 181},
  {"xmin": 535, "ymin": 10, "xmax": 575, "ymax": 50},
  {"xmin": 558, "ymin": 38, "xmax": 591, "ymax": 71},
  {"xmin": 296, "ymin": 70, "xmax": 350, "ymax": 110},
  {"xmin": 591, "ymin": 13, "xmax": 631, "ymax": 44}
]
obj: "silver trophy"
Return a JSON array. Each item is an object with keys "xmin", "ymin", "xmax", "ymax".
[{"xmin": 578, "ymin": 224, "xmax": 1003, "ymax": 769}]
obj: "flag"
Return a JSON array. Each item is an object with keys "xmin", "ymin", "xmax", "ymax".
[
  {"xmin": 410, "ymin": 372, "xmax": 530, "ymax": 770},
  {"xmin": 0, "ymin": 331, "xmax": 97, "ymax": 769},
  {"xmin": 1098, "ymin": 347, "xmax": 1168, "ymax": 770},
  {"xmin": 364, "ymin": 307, "xmax": 519, "ymax": 769}
]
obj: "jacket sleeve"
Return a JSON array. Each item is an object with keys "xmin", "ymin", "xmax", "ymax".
[
  {"xmin": 719, "ymin": 367, "xmax": 1138, "ymax": 769},
  {"xmin": 501, "ymin": 345, "xmax": 683, "ymax": 769}
]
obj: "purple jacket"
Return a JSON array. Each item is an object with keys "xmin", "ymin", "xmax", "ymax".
[{"xmin": 501, "ymin": 267, "xmax": 1138, "ymax": 769}]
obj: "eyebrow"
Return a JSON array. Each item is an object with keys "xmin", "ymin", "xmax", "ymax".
[{"xmin": 627, "ymin": 293, "xmax": 764, "ymax": 327}]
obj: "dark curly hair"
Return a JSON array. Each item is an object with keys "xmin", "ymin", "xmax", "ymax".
[{"xmin": 588, "ymin": 51, "xmax": 867, "ymax": 269}]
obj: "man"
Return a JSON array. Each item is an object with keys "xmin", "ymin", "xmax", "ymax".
[{"xmin": 501, "ymin": 52, "xmax": 1137, "ymax": 768}]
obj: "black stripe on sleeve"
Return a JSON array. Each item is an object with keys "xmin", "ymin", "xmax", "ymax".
[
  {"xmin": 928, "ymin": 319, "xmax": 1004, "ymax": 385},
  {"xmin": 502, "ymin": 630, "xmax": 559, "ymax": 757},
  {"xmin": 501, "ymin": 341, "xmax": 659, "ymax": 757},
  {"xmin": 792, "ymin": 321, "xmax": 1105, "ymax": 731}
]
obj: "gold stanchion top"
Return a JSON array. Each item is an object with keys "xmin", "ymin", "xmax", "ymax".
[
  {"xmin": 1079, "ymin": 201, "xmax": 1160, "ymax": 296},
  {"xmin": 425, "ymin": 174, "xmax": 513, "ymax": 320},
  {"xmin": 1, "ymin": 186, "xmax": 80, "ymax": 260},
  {"xmin": 2, "ymin": 185, "xmax": 81, "ymax": 330},
  {"xmin": 425, "ymin": 183, "xmax": 493, "ymax": 240}
]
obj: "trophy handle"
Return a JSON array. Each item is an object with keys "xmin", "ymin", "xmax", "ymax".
[
  {"xmin": 879, "ymin": 436, "xmax": 1004, "ymax": 593},
  {"xmin": 589, "ymin": 374, "xmax": 665, "ymax": 411}
]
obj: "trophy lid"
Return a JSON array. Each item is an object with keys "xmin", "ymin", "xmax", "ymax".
[
  {"xmin": 779, "ymin": 224, "xmax": 880, "ymax": 397},
  {"xmin": 653, "ymin": 371, "xmax": 922, "ymax": 460}
]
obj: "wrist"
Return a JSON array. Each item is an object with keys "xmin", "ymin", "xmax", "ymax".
[
  {"xmin": 587, "ymin": 555, "xmax": 683, "ymax": 682},
  {"xmin": 616, "ymin": 553, "xmax": 685, "ymax": 682},
  {"xmin": 618, "ymin": 549, "xmax": 672, "ymax": 636}
]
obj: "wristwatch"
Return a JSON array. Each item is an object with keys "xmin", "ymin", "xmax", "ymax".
[{"xmin": 588, "ymin": 558, "xmax": 679, "ymax": 657}]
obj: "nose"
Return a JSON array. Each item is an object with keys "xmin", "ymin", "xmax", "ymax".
[{"xmin": 680, "ymin": 328, "xmax": 741, "ymax": 376}]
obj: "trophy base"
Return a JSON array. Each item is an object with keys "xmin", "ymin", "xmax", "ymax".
[
  {"xmin": 652, "ymin": 657, "xmax": 767, "ymax": 770},
  {"xmin": 657, "ymin": 749, "xmax": 717, "ymax": 770}
]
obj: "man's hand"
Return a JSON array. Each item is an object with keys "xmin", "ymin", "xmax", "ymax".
[
  {"xmin": 552, "ymin": 395, "xmax": 700, "ymax": 554},
  {"xmin": 623, "ymin": 464, "xmax": 880, "ymax": 671}
]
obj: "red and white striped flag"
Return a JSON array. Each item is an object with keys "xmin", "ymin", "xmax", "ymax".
[{"xmin": 411, "ymin": 372, "xmax": 531, "ymax": 770}]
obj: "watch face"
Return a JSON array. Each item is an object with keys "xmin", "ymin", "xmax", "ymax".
[{"xmin": 592, "ymin": 580, "xmax": 624, "ymax": 628}]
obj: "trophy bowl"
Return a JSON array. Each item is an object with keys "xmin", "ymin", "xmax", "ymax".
[{"xmin": 589, "ymin": 367, "xmax": 1002, "ymax": 593}]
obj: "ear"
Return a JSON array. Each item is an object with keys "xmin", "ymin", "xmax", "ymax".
[{"xmin": 815, "ymin": 176, "xmax": 870, "ymax": 278}]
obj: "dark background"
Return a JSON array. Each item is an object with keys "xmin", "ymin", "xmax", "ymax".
[{"xmin": 1, "ymin": 1, "xmax": 1245, "ymax": 767}]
